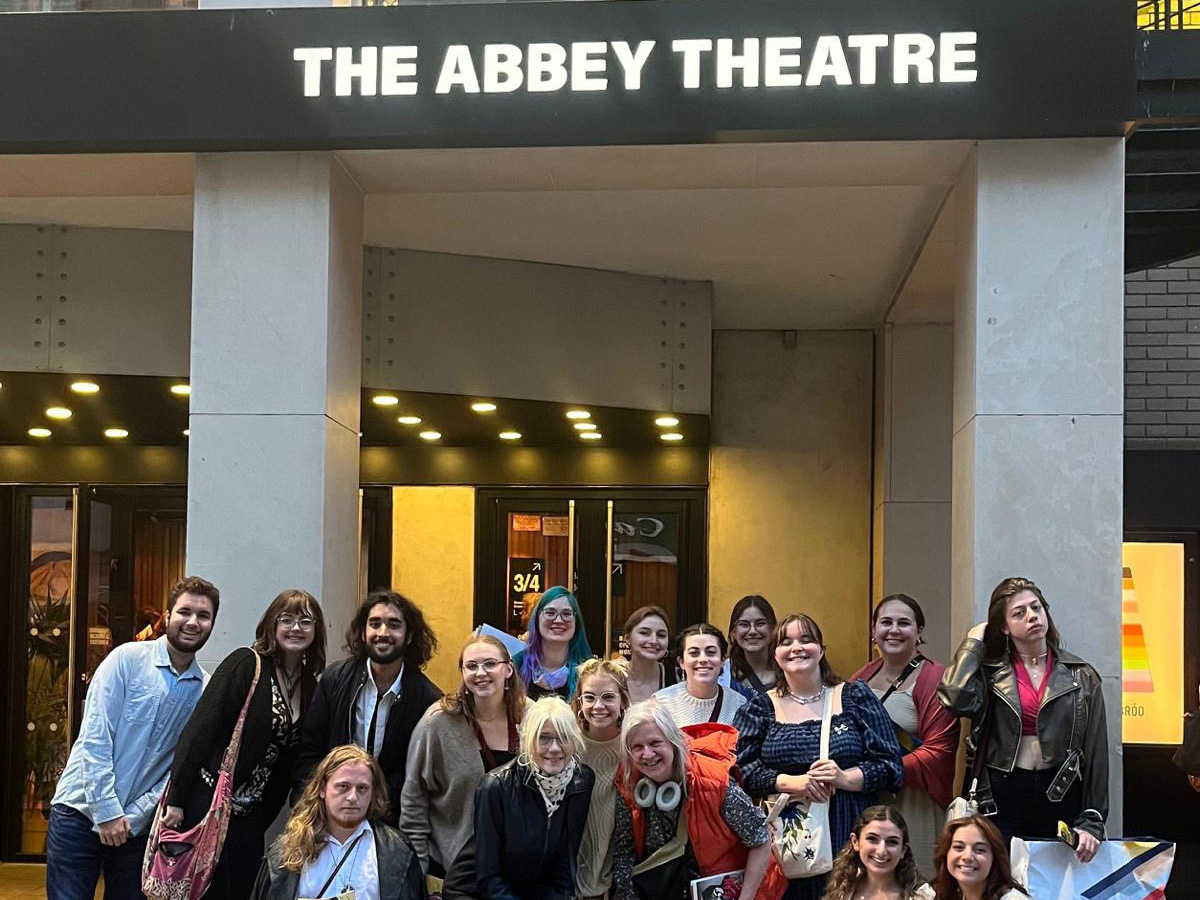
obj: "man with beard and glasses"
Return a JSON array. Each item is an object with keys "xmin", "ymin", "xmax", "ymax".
[
  {"xmin": 253, "ymin": 745, "xmax": 424, "ymax": 900},
  {"xmin": 47, "ymin": 575, "xmax": 219, "ymax": 900},
  {"xmin": 295, "ymin": 590, "xmax": 441, "ymax": 823}
]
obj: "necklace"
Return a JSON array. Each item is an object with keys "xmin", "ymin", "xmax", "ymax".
[
  {"xmin": 786, "ymin": 688, "xmax": 824, "ymax": 704},
  {"xmin": 1017, "ymin": 651, "xmax": 1047, "ymax": 667}
]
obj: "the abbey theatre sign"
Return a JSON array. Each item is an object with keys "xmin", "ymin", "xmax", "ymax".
[{"xmin": 0, "ymin": 0, "xmax": 1133, "ymax": 152}]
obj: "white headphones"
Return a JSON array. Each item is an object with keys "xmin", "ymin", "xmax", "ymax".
[{"xmin": 633, "ymin": 778, "xmax": 682, "ymax": 812}]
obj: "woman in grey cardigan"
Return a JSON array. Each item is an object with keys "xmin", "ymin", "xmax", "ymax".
[{"xmin": 400, "ymin": 635, "xmax": 528, "ymax": 876}]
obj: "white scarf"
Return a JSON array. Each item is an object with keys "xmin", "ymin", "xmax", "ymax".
[{"xmin": 529, "ymin": 757, "xmax": 577, "ymax": 816}]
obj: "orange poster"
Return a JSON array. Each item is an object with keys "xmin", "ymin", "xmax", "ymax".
[{"xmin": 1121, "ymin": 542, "xmax": 1185, "ymax": 745}]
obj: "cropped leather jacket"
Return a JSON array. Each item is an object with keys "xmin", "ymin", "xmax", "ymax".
[{"xmin": 938, "ymin": 637, "xmax": 1109, "ymax": 840}]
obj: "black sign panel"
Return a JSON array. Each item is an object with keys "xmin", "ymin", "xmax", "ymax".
[{"xmin": 0, "ymin": 0, "xmax": 1133, "ymax": 153}]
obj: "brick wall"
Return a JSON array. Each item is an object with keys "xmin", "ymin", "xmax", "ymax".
[{"xmin": 1125, "ymin": 255, "xmax": 1200, "ymax": 449}]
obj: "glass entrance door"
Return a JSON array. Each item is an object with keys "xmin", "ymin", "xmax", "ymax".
[{"xmin": 476, "ymin": 489, "xmax": 706, "ymax": 660}]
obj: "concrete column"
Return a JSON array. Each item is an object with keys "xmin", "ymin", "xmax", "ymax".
[
  {"xmin": 951, "ymin": 139, "xmax": 1125, "ymax": 831},
  {"xmin": 187, "ymin": 152, "xmax": 363, "ymax": 670},
  {"xmin": 872, "ymin": 323, "xmax": 954, "ymax": 662}
]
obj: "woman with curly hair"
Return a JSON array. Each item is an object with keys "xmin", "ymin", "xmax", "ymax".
[
  {"xmin": 916, "ymin": 816, "xmax": 1030, "ymax": 900},
  {"xmin": 821, "ymin": 806, "xmax": 922, "ymax": 900}
]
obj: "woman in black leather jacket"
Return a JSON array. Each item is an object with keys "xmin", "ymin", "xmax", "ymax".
[
  {"xmin": 938, "ymin": 576, "xmax": 1108, "ymax": 864},
  {"xmin": 461, "ymin": 695, "xmax": 595, "ymax": 900}
]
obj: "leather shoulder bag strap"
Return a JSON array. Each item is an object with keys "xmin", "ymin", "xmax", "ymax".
[
  {"xmin": 707, "ymin": 686, "xmax": 725, "ymax": 724},
  {"xmin": 218, "ymin": 650, "xmax": 262, "ymax": 775},
  {"xmin": 877, "ymin": 654, "xmax": 925, "ymax": 706}
]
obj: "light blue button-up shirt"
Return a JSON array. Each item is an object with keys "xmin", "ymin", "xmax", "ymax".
[{"xmin": 51, "ymin": 635, "xmax": 208, "ymax": 836}]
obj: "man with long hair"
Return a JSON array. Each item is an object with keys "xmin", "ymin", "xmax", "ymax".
[
  {"xmin": 294, "ymin": 590, "xmax": 441, "ymax": 822},
  {"xmin": 254, "ymin": 745, "xmax": 425, "ymax": 900}
]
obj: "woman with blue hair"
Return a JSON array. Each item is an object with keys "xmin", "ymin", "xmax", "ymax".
[{"xmin": 513, "ymin": 587, "xmax": 594, "ymax": 701}]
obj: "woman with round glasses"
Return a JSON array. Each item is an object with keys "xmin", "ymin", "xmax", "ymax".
[
  {"xmin": 401, "ymin": 635, "xmax": 528, "ymax": 879},
  {"xmin": 165, "ymin": 589, "xmax": 327, "ymax": 900},
  {"xmin": 728, "ymin": 595, "xmax": 779, "ymax": 697},
  {"xmin": 513, "ymin": 586, "xmax": 594, "ymax": 701},
  {"xmin": 573, "ymin": 658, "xmax": 631, "ymax": 900}
]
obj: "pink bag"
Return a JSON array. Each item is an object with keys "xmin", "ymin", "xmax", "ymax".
[{"xmin": 142, "ymin": 651, "xmax": 261, "ymax": 900}]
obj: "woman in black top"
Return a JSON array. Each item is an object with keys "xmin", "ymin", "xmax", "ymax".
[{"xmin": 165, "ymin": 588, "xmax": 327, "ymax": 900}]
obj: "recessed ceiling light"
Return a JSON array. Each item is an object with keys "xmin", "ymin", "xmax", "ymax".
[
  {"xmin": 573, "ymin": 422, "xmax": 597, "ymax": 431},
  {"xmin": 71, "ymin": 381, "xmax": 100, "ymax": 395},
  {"xmin": 660, "ymin": 432, "xmax": 684, "ymax": 442},
  {"xmin": 170, "ymin": 384, "xmax": 191, "ymax": 396},
  {"xmin": 580, "ymin": 432, "xmax": 603, "ymax": 440},
  {"xmin": 499, "ymin": 431, "xmax": 522, "ymax": 440},
  {"xmin": 565, "ymin": 409, "xmax": 591, "ymax": 420},
  {"xmin": 419, "ymin": 430, "xmax": 442, "ymax": 441},
  {"xmin": 397, "ymin": 415, "xmax": 422, "ymax": 426},
  {"xmin": 46, "ymin": 406, "xmax": 72, "ymax": 420},
  {"xmin": 28, "ymin": 427, "xmax": 52, "ymax": 439},
  {"xmin": 182, "ymin": 429, "xmax": 190, "ymax": 437},
  {"xmin": 104, "ymin": 428, "xmax": 129, "ymax": 439},
  {"xmin": 655, "ymin": 415, "xmax": 680, "ymax": 427},
  {"xmin": 372, "ymin": 394, "xmax": 399, "ymax": 407},
  {"xmin": 471, "ymin": 402, "xmax": 497, "ymax": 413}
]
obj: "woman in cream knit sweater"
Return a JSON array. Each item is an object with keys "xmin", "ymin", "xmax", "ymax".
[
  {"xmin": 573, "ymin": 658, "xmax": 630, "ymax": 900},
  {"xmin": 400, "ymin": 635, "xmax": 527, "ymax": 876}
]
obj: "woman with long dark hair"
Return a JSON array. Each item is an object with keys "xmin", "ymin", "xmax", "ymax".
[
  {"xmin": 852, "ymin": 594, "xmax": 959, "ymax": 873},
  {"xmin": 939, "ymin": 576, "xmax": 1108, "ymax": 863},
  {"xmin": 734, "ymin": 614, "xmax": 903, "ymax": 900},
  {"xmin": 821, "ymin": 806, "xmax": 923, "ymax": 900},
  {"xmin": 512, "ymin": 586, "xmax": 594, "ymax": 701},
  {"xmin": 166, "ymin": 589, "xmax": 327, "ymax": 900},
  {"xmin": 915, "ymin": 816, "xmax": 1030, "ymax": 900},
  {"xmin": 400, "ymin": 634, "xmax": 527, "ymax": 877},
  {"xmin": 728, "ymin": 595, "xmax": 778, "ymax": 696}
]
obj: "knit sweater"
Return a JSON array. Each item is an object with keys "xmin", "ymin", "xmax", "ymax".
[
  {"xmin": 652, "ymin": 681, "xmax": 747, "ymax": 729},
  {"xmin": 576, "ymin": 732, "xmax": 622, "ymax": 898},
  {"xmin": 399, "ymin": 703, "xmax": 493, "ymax": 873}
]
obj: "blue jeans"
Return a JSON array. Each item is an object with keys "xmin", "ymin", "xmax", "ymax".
[{"xmin": 46, "ymin": 804, "xmax": 148, "ymax": 900}]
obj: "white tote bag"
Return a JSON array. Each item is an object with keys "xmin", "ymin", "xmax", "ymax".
[
  {"xmin": 1009, "ymin": 836, "xmax": 1175, "ymax": 900},
  {"xmin": 764, "ymin": 686, "xmax": 835, "ymax": 879}
]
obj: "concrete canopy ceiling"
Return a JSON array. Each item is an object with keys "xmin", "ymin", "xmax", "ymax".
[{"xmin": 0, "ymin": 141, "xmax": 970, "ymax": 329}]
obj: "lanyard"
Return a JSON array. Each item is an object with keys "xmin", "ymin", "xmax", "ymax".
[{"xmin": 315, "ymin": 831, "xmax": 367, "ymax": 899}]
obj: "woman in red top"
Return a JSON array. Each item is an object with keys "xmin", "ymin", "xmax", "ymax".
[{"xmin": 852, "ymin": 594, "xmax": 959, "ymax": 875}]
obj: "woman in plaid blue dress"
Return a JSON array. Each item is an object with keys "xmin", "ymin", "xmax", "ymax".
[{"xmin": 734, "ymin": 614, "xmax": 903, "ymax": 900}]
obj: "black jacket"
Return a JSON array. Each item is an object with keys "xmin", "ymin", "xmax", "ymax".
[
  {"xmin": 293, "ymin": 656, "xmax": 442, "ymax": 823},
  {"xmin": 469, "ymin": 759, "xmax": 594, "ymax": 900},
  {"xmin": 168, "ymin": 647, "xmax": 316, "ymax": 826},
  {"xmin": 251, "ymin": 821, "xmax": 426, "ymax": 900},
  {"xmin": 939, "ymin": 637, "xmax": 1109, "ymax": 840}
]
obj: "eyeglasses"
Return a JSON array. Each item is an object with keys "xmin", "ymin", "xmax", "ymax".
[
  {"xmin": 541, "ymin": 609, "xmax": 575, "ymax": 622},
  {"xmin": 735, "ymin": 619, "xmax": 770, "ymax": 632},
  {"xmin": 537, "ymin": 733, "xmax": 565, "ymax": 747},
  {"xmin": 277, "ymin": 615, "xmax": 316, "ymax": 630},
  {"xmin": 580, "ymin": 692, "xmax": 620, "ymax": 705},
  {"xmin": 463, "ymin": 659, "xmax": 505, "ymax": 674}
]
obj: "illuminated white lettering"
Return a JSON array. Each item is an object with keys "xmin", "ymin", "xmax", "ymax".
[
  {"xmin": 763, "ymin": 37, "xmax": 803, "ymax": 87},
  {"xmin": 672, "ymin": 39, "xmax": 712, "ymax": 89},
  {"xmin": 335, "ymin": 46, "xmax": 378, "ymax": 97},
  {"xmin": 484, "ymin": 44, "xmax": 523, "ymax": 93},
  {"xmin": 571, "ymin": 41, "xmax": 608, "ymax": 91},
  {"xmin": 846, "ymin": 34, "xmax": 888, "ymax": 85},
  {"xmin": 805, "ymin": 35, "xmax": 852, "ymax": 86},
  {"xmin": 380, "ymin": 46, "xmax": 418, "ymax": 96},
  {"xmin": 294, "ymin": 47, "xmax": 333, "ymax": 97},
  {"xmin": 716, "ymin": 38, "xmax": 759, "ymax": 89},
  {"xmin": 940, "ymin": 31, "xmax": 977, "ymax": 83},
  {"xmin": 893, "ymin": 33, "xmax": 936, "ymax": 84},
  {"xmin": 436, "ymin": 45, "xmax": 480, "ymax": 94},
  {"xmin": 611, "ymin": 40, "xmax": 655, "ymax": 90},
  {"xmin": 527, "ymin": 43, "xmax": 568, "ymax": 92}
]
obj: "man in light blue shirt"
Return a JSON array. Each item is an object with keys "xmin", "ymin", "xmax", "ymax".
[{"xmin": 47, "ymin": 575, "xmax": 220, "ymax": 900}]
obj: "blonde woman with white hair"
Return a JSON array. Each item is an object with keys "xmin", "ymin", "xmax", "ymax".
[
  {"xmin": 458, "ymin": 696, "xmax": 595, "ymax": 900},
  {"xmin": 612, "ymin": 701, "xmax": 787, "ymax": 900}
]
